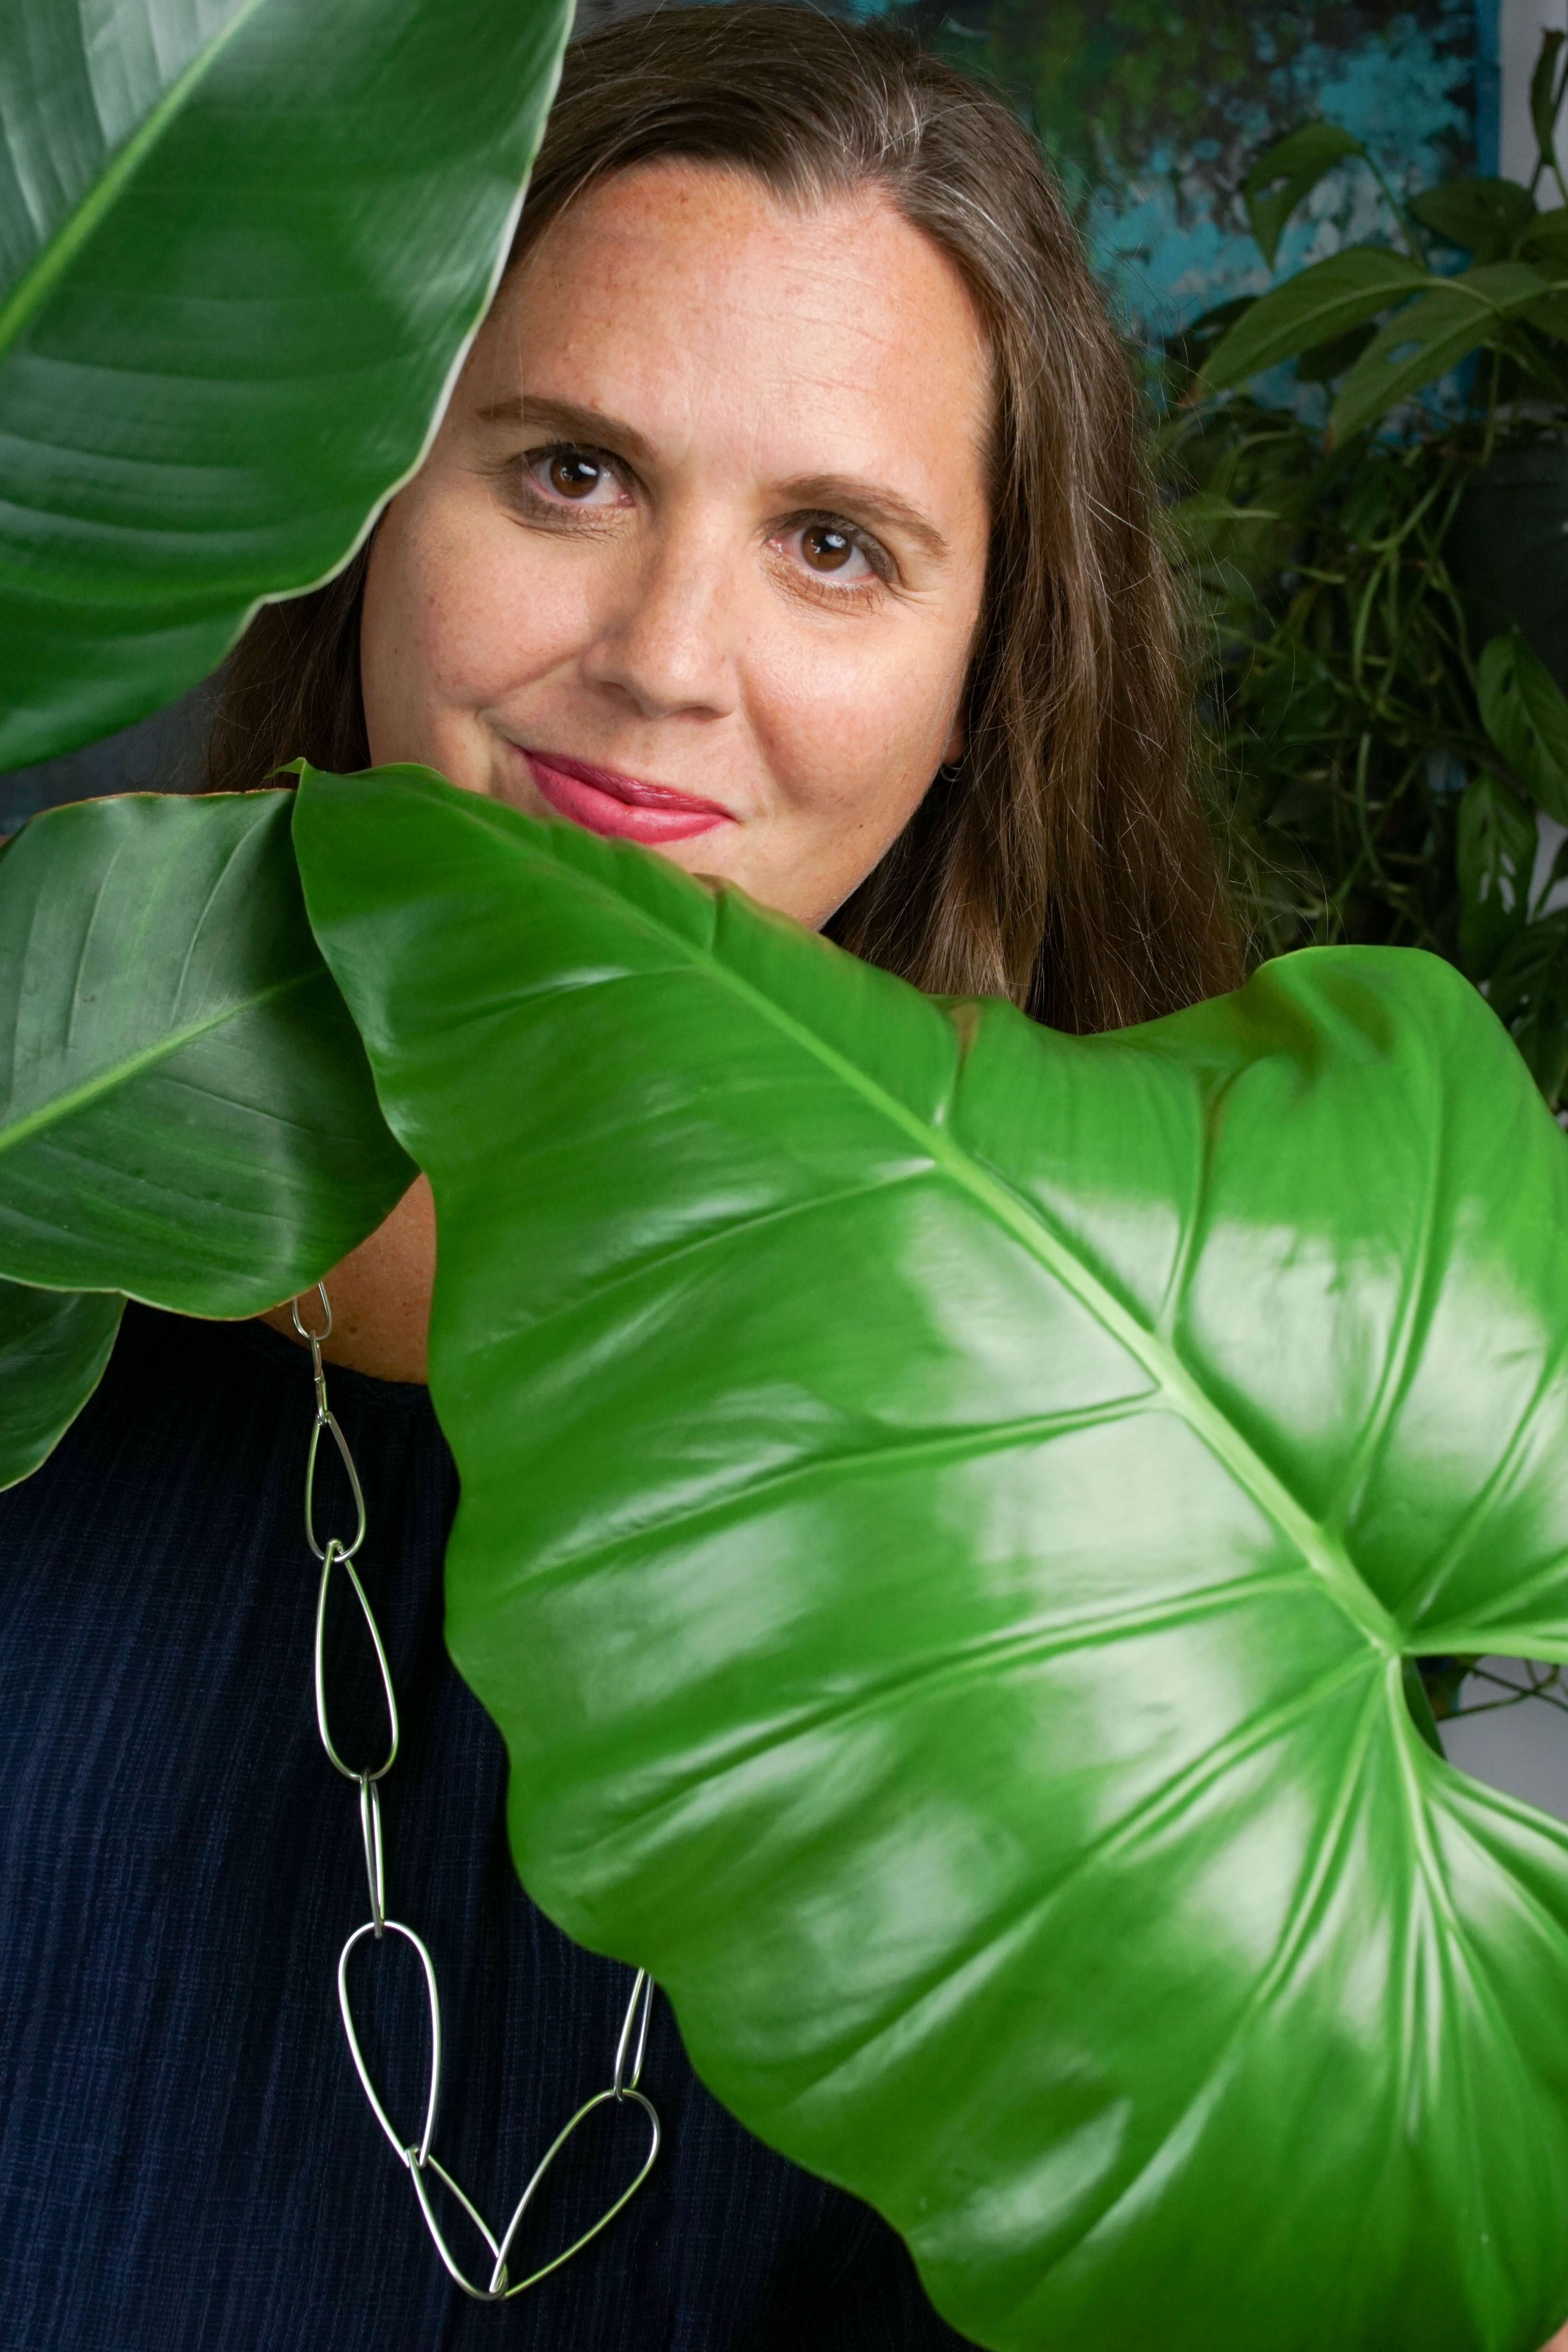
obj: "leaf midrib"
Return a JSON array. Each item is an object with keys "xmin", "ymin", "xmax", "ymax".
[
  {"xmin": 419, "ymin": 785, "xmax": 1405, "ymax": 1661},
  {"xmin": 0, "ymin": 967, "xmax": 314, "ymax": 1157},
  {"xmin": 0, "ymin": 0, "xmax": 274, "ymax": 357}
]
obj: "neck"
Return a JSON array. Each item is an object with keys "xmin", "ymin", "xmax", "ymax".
[{"xmin": 260, "ymin": 1178, "xmax": 435, "ymax": 1383}]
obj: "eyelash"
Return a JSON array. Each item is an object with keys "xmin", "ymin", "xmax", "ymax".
[{"xmin": 505, "ymin": 441, "xmax": 894, "ymax": 595}]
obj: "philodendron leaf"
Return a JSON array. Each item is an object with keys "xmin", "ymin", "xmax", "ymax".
[
  {"xmin": 1200, "ymin": 248, "xmax": 1427, "ymax": 395},
  {"xmin": 1409, "ymin": 176, "xmax": 1536, "ymax": 262},
  {"xmin": 0, "ymin": 789, "xmax": 412, "ymax": 1311},
  {"xmin": 1478, "ymin": 629, "xmax": 1568, "ymax": 825},
  {"xmin": 1328, "ymin": 262, "xmax": 1559, "ymax": 441},
  {"xmin": 1456, "ymin": 770, "xmax": 1536, "ymax": 976},
  {"xmin": 1488, "ymin": 913, "xmax": 1568, "ymax": 1109},
  {"xmin": 0, "ymin": 1276, "xmax": 122, "ymax": 1489},
  {"xmin": 296, "ymin": 763, "xmax": 1568, "ymax": 2352},
  {"xmin": 0, "ymin": 0, "xmax": 570, "ymax": 770},
  {"xmin": 1242, "ymin": 123, "xmax": 1364, "ymax": 269}
]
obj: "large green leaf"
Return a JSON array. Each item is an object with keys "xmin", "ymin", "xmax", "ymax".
[
  {"xmin": 296, "ymin": 764, "xmax": 1568, "ymax": 2352},
  {"xmin": 1328, "ymin": 263, "xmax": 1559, "ymax": 442},
  {"xmin": 0, "ymin": 1275, "xmax": 122, "ymax": 1489},
  {"xmin": 0, "ymin": 789, "xmax": 412, "ymax": 1310},
  {"xmin": 0, "ymin": 0, "xmax": 569, "ymax": 770},
  {"xmin": 1200, "ymin": 248, "xmax": 1427, "ymax": 395}
]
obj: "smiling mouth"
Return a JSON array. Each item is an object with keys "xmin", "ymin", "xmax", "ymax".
[{"xmin": 521, "ymin": 750, "xmax": 736, "ymax": 844}]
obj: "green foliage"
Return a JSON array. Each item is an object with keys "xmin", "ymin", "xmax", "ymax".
[
  {"xmin": 1477, "ymin": 632, "xmax": 1568, "ymax": 823},
  {"xmin": 0, "ymin": 789, "xmax": 412, "ymax": 1304},
  {"xmin": 1243, "ymin": 123, "xmax": 1365, "ymax": 268},
  {"xmin": 0, "ymin": 1278, "xmax": 122, "ymax": 1490},
  {"xmin": 294, "ymin": 759, "xmax": 1568, "ymax": 2352},
  {"xmin": 1410, "ymin": 177, "xmax": 1536, "ymax": 263},
  {"xmin": 0, "ymin": 0, "xmax": 572, "ymax": 771},
  {"xmin": 1174, "ymin": 32, "xmax": 1568, "ymax": 1109},
  {"xmin": 0, "ymin": 790, "xmax": 413, "ymax": 1465},
  {"xmin": 1200, "ymin": 249, "xmax": 1427, "ymax": 394},
  {"xmin": 1201, "ymin": 231, "xmax": 1568, "ymax": 443},
  {"xmin": 1455, "ymin": 771, "xmax": 1536, "ymax": 972},
  {"xmin": 1241, "ymin": 122, "xmax": 1363, "ymax": 267},
  {"xmin": 1330, "ymin": 264, "xmax": 1568, "ymax": 441},
  {"xmin": 4, "ymin": 6, "xmax": 1568, "ymax": 2339},
  {"xmin": 1201, "ymin": 48, "xmax": 1568, "ymax": 445},
  {"xmin": 1488, "ymin": 912, "xmax": 1568, "ymax": 1105},
  {"xmin": 1168, "ymin": 392, "xmax": 1568, "ymax": 1107}
]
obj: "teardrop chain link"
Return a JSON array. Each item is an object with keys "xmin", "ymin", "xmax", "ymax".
[{"xmin": 293, "ymin": 1284, "xmax": 660, "ymax": 2300}]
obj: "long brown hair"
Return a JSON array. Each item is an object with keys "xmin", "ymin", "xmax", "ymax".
[{"xmin": 208, "ymin": 3, "xmax": 1241, "ymax": 1029}]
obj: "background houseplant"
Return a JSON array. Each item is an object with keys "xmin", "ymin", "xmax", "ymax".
[{"xmin": 1168, "ymin": 31, "xmax": 1568, "ymax": 1110}]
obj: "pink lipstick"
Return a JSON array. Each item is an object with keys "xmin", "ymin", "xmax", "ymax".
[{"xmin": 523, "ymin": 750, "xmax": 735, "ymax": 844}]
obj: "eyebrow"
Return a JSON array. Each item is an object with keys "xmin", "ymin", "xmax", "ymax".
[
  {"xmin": 474, "ymin": 394, "xmax": 952, "ymax": 563},
  {"xmin": 476, "ymin": 393, "xmax": 658, "ymax": 469}
]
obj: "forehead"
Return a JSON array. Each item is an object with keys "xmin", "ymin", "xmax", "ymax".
[{"xmin": 463, "ymin": 160, "xmax": 992, "ymax": 500}]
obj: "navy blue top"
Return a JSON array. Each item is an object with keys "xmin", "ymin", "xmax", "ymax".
[{"xmin": 0, "ymin": 1304, "xmax": 971, "ymax": 2351}]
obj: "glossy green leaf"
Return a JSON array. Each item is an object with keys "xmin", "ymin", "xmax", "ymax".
[
  {"xmin": 0, "ymin": 0, "xmax": 570, "ymax": 770},
  {"xmin": 1242, "ymin": 124, "xmax": 1364, "ymax": 269},
  {"xmin": 0, "ymin": 1275, "xmax": 121, "ymax": 1489},
  {"xmin": 1200, "ymin": 249, "xmax": 1427, "ymax": 396},
  {"xmin": 1456, "ymin": 771, "xmax": 1536, "ymax": 976},
  {"xmin": 1328, "ymin": 263, "xmax": 1557, "ymax": 442},
  {"xmin": 297, "ymin": 763, "xmax": 1568, "ymax": 2352},
  {"xmin": 0, "ymin": 789, "xmax": 412, "ymax": 1310},
  {"xmin": 1409, "ymin": 177, "xmax": 1536, "ymax": 263},
  {"xmin": 1478, "ymin": 630, "xmax": 1568, "ymax": 825}
]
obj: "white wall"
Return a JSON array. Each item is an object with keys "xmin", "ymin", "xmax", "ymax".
[
  {"xmin": 1502, "ymin": 0, "xmax": 1568, "ymax": 184},
  {"xmin": 1443, "ymin": 1661, "xmax": 1568, "ymax": 1820}
]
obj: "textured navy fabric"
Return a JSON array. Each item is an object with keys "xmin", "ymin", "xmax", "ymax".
[{"xmin": 0, "ymin": 1304, "xmax": 973, "ymax": 2352}]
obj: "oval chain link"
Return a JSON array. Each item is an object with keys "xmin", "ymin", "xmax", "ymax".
[{"xmin": 296, "ymin": 1284, "xmax": 660, "ymax": 2299}]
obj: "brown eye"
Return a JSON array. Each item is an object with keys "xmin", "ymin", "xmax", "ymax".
[
  {"xmin": 546, "ymin": 452, "xmax": 603, "ymax": 499},
  {"xmin": 801, "ymin": 524, "xmax": 855, "ymax": 572}
]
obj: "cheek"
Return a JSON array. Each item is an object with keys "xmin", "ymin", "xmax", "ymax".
[
  {"xmin": 362, "ymin": 494, "xmax": 588, "ymax": 754},
  {"xmin": 748, "ymin": 620, "xmax": 968, "ymax": 839}
]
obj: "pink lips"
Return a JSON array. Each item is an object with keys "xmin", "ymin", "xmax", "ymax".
[{"xmin": 523, "ymin": 750, "xmax": 735, "ymax": 844}]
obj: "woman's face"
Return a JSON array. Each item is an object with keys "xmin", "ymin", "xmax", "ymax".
[{"xmin": 361, "ymin": 160, "xmax": 992, "ymax": 930}]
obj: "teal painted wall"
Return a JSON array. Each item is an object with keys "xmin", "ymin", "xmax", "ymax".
[{"xmin": 858, "ymin": 1, "xmax": 1479, "ymax": 343}]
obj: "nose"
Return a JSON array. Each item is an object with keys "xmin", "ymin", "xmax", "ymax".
[{"xmin": 579, "ymin": 524, "xmax": 739, "ymax": 722}]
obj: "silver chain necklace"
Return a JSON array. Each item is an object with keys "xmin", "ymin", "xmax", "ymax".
[{"xmin": 293, "ymin": 1283, "xmax": 660, "ymax": 2302}]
